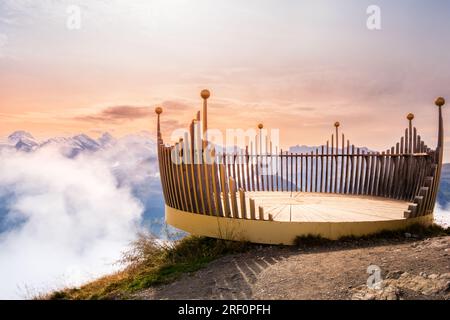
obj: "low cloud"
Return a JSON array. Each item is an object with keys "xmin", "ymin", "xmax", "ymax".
[
  {"xmin": 434, "ymin": 205, "xmax": 450, "ymax": 229},
  {"xmin": 75, "ymin": 105, "xmax": 153, "ymax": 123},
  {"xmin": 0, "ymin": 146, "xmax": 145, "ymax": 299}
]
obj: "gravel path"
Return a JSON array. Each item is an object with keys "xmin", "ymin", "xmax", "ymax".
[{"xmin": 133, "ymin": 236, "xmax": 450, "ymax": 300}]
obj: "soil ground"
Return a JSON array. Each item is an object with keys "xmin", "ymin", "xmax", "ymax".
[{"xmin": 133, "ymin": 236, "xmax": 450, "ymax": 300}]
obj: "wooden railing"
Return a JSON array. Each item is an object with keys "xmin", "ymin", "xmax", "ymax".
[{"xmin": 156, "ymin": 94, "xmax": 445, "ymax": 221}]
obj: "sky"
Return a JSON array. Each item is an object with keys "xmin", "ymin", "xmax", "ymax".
[{"xmin": 1, "ymin": 0, "xmax": 450, "ymax": 159}]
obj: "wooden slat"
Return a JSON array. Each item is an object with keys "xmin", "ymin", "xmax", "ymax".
[
  {"xmin": 291, "ymin": 150, "xmax": 294, "ymax": 192},
  {"xmin": 315, "ymin": 148, "xmax": 319, "ymax": 192},
  {"xmin": 366, "ymin": 153, "xmax": 374, "ymax": 195},
  {"xmin": 413, "ymin": 127, "xmax": 417, "ymax": 153},
  {"xmin": 239, "ymin": 188, "xmax": 247, "ymax": 219},
  {"xmin": 242, "ymin": 149, "xmax": 247, "ymax": 191},
  {"xmin": 232, "ymin": 153, "xmax": 237, "ymax": 191},
  {"xmin": 249, "ymin": 198, "xmax": 256, "ymax": 220},
  {"xmin": 269, "ymin": 142, "xmax": 274, "ymax": 191},
  {"xmin": 417, "ymin": 187, "xmax": 429, "ymax": 216},
  {"xmin": 392, "ymin": 143, "xmax": 400, "ymax": 198},
  {"xmin": 320, "ymin": 146, "xmax": 324, "ymax": 192},
  {"xmin": 339, "ymin": 133, "xmax": 345, "ymax": 193},
  {"xmin": 325, "ymin": 141, "xmax": 329, "ymax": 193},
  {"xmin": 195, "ymin": 126, "xmax": 206, "ymax": 214},
  {"xmin": 220, "ymin": 163, "xmax": 231, "ymax": 217},
  {"xmin": 229, "ymin": 177, "xmax": 239, "ymax": 218},
  {"xmin": 276, "ymin": 146, "xmax": 279, "ymax": 191},
  {"xmin": 157, "ymin": 145, "xmax": 167, "ymax": 205},
  {"xmin": 300, "ymin": 153, "xmax": 304, "ymax": 192},
  {"xmin": 203, "ymin": 150, "xmax": 213, "ymax": 215},
  {"xmin": 176, "ymin": 143, "xmax": 188, "ymax": 211},
  {"xmin": 408, "ymin": 122, "xmax": 413, "ymax": 154},
  {"xmin": 168, "ymin": 147, "xmax": 181, "ymax": 210},
  {"xmin": 256, "ymin": 153, "xmax": 260, "ymax": 191},
  {"xmin": 286, "ymin": 151, "xmax": 290, "ymax": 191},
  {"xmin": 373, "ymin": 152, "xmax": 380, "ymax": 196},
  {"xmin": 259, "ymin": 206, "xmax": 264, "ymax": 220},
  {"xmin": 226, "ymin": 153, "xmax": 232, "ymax": 191},
  {"xmin": 344, "ymin": 140, "xmax": 350, "ymax": 193},
  {"xmin": 168, "ymin": 145, "xmax": 179, "ymax": 208},
  {"xmin": 358, "ymin": 150, "xmax": 365, "ymax": 195},
  {"xmin": 280, "ymin": 149, "xmax": 284, "ymax": 191},
  {"xmin": 349, "ymin": 144, "xmax": 355, "ymax": 194},
  {"xmin": 423, "ymin": 175, "xmax": 434, "ymax": 214},
  {"xmin": 265, "ymin": 136, "xmax": 269, "ymax": 191},
  {"xmin": 331, "ymin": 134, "xmax": 335, "ymax": 193},
  {"xmin": 387, "ymin": 148, "xmax": 395, "ymax": 197},
  {"xmin": 383, "ymin": 150, "xmax": 390, "ymax": 196},
  {"xmin": 334, "ymin": 131, "xmax": 338, "ymax": 193},
  {"xmin": 305, "ymin": 151, "xmax": 309, "ymax": 192},
  {"xmin": 172, "ymin": 143, "xmax": 182, "ymax": 210},
  {"xmin": 236, "ymin": 150, "xmax": 242, "ymax": 190},
  {"xmin": 378, "ymin": 151, "xmax": 386, "ymax": 197},
  {"xmin": 211, "ymin": 150, "xmax": 223, "ymax": 216},
  {"xmin": 164, "ymin": 146, "xmax": 176, "ymax": 208},
  {"xmin": 187, "ymin": 133, "xmax": 199, "ymax": 213},
  {"xmin": 246, "ymin": 146, "xmax": 251, "ymax": 191},
  {"xmin": 405, "ymin": 128, "xmax": 409, "ymax": 154},
  {"xmin": 295, "ymin": 153, "xmax": 299, "ymax": 192},
  {"xmin": 158, "ymin": 145, "xmax": 169, "ymax": 205},
  {"xmin": 182, "ymin": 137, "xmax": 194, "ymax": 212}
]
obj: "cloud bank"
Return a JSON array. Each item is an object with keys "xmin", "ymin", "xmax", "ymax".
[
  {"xmin": 75, "ymin": 106, "xmax": 153, "ymax": 123},
  {"xmin": 0, "ymin": 144, "xmax": 145, "ymax": 299}
]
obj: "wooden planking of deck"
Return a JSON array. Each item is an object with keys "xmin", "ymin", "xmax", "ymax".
[{"xmin": 245, "ymin": 192, "xmax": 408, "ymax": 223}]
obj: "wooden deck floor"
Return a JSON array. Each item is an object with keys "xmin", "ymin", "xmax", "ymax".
[{"xmin": 244, "ymin": 192, "xmax": 409, "ymax": 222}]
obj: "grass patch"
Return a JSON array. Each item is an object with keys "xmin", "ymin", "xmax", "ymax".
[
  {"xmin": 47, "ymin": 234, "xmax": 251, "ymax": 300},
  {"xmin": 294, "ymin": 223, "xmax": 450, "ymax": 247}
]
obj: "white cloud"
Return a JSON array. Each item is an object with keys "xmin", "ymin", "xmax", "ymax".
[
  {"xmin": 434, "ymin": 205, "xmax": 450, "ymax": 229},
  {"xmin": 0, "ymin": 146, "xmax": 144, "ymax": 299}
]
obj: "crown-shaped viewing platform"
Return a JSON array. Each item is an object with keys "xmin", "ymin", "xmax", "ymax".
[{"xmin": 155, "ymin": 92, "xmax": 445, "ymax": 245}]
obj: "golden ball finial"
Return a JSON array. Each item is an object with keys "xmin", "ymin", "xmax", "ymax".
[
  {"xmin": 407, "ymin": 113, "xmax": 414, "ymax": 121},
  {"xmin": 258, "ymin": 123, "xmax": 264, "ymax": 129},
  {"xmin": 155, "ymin": 107, "xmax": 163, "ymax": 115},
  {"xmin": 435, "ymin": 97, "xmax": 445, "ymax": 107},
  {"xmin": 334, "ymin": 121, "xmax": 340, "ymax": 128},
  {"xmin": 201, "ymin": 89, "xmax": 211, "ymax": 99}
]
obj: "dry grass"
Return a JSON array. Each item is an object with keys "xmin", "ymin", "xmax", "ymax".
[
  {"xmin": 46, "ymin": 234, "xmax": 251, "ymax": 300},
  {"xmin": 294, "ymin": 223, "xmax": 450, "ymax": 247}
]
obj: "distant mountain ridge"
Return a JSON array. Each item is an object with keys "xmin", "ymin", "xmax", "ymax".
[{"xmin": 2, "ymin": 131, "xmax": 117, "ymax": 157}]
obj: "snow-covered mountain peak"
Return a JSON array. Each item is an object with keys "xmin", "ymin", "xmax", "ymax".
[{"xmin": 7, "ymin": 131, "xmax": 39, "ymax": 152}]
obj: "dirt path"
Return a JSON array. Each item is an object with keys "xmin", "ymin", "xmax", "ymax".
[{"xmin": 133, "ymin": 236, "xmax": 450, "ymax": 300}]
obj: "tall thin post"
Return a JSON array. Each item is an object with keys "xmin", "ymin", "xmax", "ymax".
[
  {"xmin": 258, "ymin": 123, "xmax": 264, "ymax": 192},
  {"xmin": 432, "ymin": 97, "xmax": 445, "ymax": 211},
  {"xmin": 407, "ymin": 113, "xmax": 414, "ymax": 154},
  {"xmin": 201, "ymin": 89, "xmax": 210, "ymax": 149},
  {"xmin": 334, "ymin": 122, "xmax": 340, "ymax": 193}
]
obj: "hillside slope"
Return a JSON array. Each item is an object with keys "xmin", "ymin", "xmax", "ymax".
[
  {"xmin": 134, "ymin": 236, "xmax": 450, "ymax": 300},
  {"xmin": 49, "ymin": 226, "xmax": 450, "ymax": 300}
]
